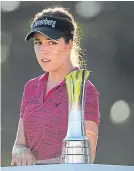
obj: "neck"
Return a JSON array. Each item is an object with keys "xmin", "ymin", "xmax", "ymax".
[{"xmin": 48, "ymin": 64, "xmax": 75, "ymax": 86}]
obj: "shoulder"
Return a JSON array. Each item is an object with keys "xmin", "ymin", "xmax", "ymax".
[
  {"xmin": 86, "ymin": 80, "xmax": 100, "ymax": 97},
  {"xmin": 23, "ymin": 73, "xmax": 47, "ymax": 95},
  {"xmin": 24, "ymin": 73, "xmax": 46, "ymax": 89},
  {"xmin": 25, "ymin": 76, "xmax": 40, "ymax": 86}
]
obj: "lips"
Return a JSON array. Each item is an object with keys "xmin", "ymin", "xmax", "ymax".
[{"xmin": 41, "ymin": 58, "xmax": 51, "ymax": 62}]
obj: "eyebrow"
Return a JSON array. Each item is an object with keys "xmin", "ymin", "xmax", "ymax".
[{"xmin": 34, "ymin": 38, "xmax": 58, "ymax": 41}]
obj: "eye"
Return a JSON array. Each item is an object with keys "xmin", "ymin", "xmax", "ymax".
[
  {"xmin": 34, "ymin": 41, "xmax": 42, "ymax": 45},
  {"xmin": 48, "ymin": 41, "xmax": 57, "ymax": 45}
]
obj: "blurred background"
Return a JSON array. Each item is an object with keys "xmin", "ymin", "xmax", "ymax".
[{"xmin": 1, "ymin": 1, "xmax": 134, "ymax": 167}]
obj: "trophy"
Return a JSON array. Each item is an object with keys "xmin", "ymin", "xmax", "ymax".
[{"xmin": 61, "ymin": 69, "xmax": 92, "ymax": 164}]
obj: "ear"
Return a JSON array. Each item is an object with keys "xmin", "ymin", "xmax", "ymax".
[{"xmin": 67, "ymin": 40, "xmax": 73, "ymax": 51}]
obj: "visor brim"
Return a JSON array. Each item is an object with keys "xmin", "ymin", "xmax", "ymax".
[{"xmin": 25, "ymin": 27, "xmax": 64, "ymax": 41}]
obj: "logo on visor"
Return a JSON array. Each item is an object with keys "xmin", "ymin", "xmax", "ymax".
[{"xmin": 33, "ymin": 18, "xmax": 56, "ymax": 28}]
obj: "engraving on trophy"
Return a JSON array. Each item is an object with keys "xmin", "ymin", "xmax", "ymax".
[{"xmin": 61, "ymin": 69, "xmax": 92, "ymax": 164}]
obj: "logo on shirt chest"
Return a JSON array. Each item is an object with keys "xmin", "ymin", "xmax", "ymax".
[
  {"xmin": 55, "ymin": 100, "xmax": 62, "ymax": 107},
  {"xmin": 55, "ymin": 101, "xmax": 61, "ymax": 107}
]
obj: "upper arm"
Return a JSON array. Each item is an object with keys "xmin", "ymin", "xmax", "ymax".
[
  {"xmin": 14, "ymin": 80, "xmax": 34, "ymax": 146},
  {"xmin": 14, "ymin": 80, "xmax": 33, "ymax": 145},
  {"xmin": 85, "ymin": 120, "xmax": 98, "ymax": 142},
  {"xmin": 14, "ymin": 82, "xmax": 28, "ymax": 145},
  {"xmin": 14, "ymin": 118, "xmax": 26, "ymax": 146},
  {"xmin": 84, "ymin": 81, "xmax": 101, "ymax": 125},
  {"xmin": 85, "ymin": 120, "xmax": 98, "ymax": 162},
  {"xmin": 84, "ymin": 81, "xmax": 100, "ymax": 161}
]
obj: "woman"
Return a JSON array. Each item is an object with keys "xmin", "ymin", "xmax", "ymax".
[{"xmin": 11, "ymin": 7, "xmax": 100, "ymax": 166}]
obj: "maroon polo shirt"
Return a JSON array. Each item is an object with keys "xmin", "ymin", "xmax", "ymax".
[{"xmin": 20, "ymin": 70, "xmax": 100, "ymax": 160}]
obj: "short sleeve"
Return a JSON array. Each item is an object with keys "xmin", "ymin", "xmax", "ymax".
[
  {"xmin": 84, "ymin": 81, "xmax": 101, "ymax": 125},
  {"xmin": 19, "ymin": 75, "xmax": 43, "ymax": 119},
  {"xmin": 20, "ymin": 82, "xmax": 29, "ymax": 119}
]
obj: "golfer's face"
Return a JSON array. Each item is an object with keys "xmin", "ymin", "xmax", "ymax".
[{"xmin": 33, "ymin": 32, "xmax": 72, "ymax": 72}]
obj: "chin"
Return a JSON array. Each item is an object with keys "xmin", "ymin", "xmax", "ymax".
[{"xmin": 42, "ymin": 66, "xmax": 59, "ymax": 73}]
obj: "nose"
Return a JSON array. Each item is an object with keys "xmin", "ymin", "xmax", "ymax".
[
  {"xmin": 40, "ymin": 40, "xmax": 48, "ymax": 52},
  {"xmin": 40, "ymin": 45, "xmax": 46, "ymax": 52}
]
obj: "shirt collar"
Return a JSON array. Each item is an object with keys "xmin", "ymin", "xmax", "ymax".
[
  {"xmin": 39, "ymin": 67, "xmax": 80, "ymax": 85},
  {"xmin": 39, "ymin": 72, "xmax": 49, "ymax": 83}
]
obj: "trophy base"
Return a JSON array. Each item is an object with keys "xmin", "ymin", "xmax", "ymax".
[
  {"xmin": 61, "ymin": 154, "xmax": 90, "ymax": 164},
  {"xmin": 61, "ymin": 140, "xmax": 92, "ymax": 164}
]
